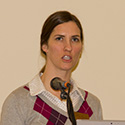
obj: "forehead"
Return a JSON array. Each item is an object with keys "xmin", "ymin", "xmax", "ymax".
[{"xmin": 51, "ymin": 21, "xmax": 80, "ymax": 35}]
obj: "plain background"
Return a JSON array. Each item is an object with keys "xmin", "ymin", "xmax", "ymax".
[{"xmin": 0, "ymin": 0, "xmax": 125, "ymax": 120}]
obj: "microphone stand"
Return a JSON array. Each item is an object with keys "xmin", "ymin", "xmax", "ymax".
[{"xmin": 60, "ymin": 84, "xmax": 76, "ymax": 125}]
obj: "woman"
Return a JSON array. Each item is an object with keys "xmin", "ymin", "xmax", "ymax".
[{"xmin": 0, "ymin": 11, "xmax": 103, "ymax": 125}]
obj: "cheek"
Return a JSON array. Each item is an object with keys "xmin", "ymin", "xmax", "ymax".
[
  {"xmin": 48, "ymin": 44, "xmax": 62, "ymax": 55},
  {"xmin": 74, "ymin": 46, "xmax": 82, "ymax": 56}
]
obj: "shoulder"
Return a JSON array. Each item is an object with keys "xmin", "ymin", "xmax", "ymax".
[
  {"xmin": 7, "ymin": 84, "xmax": 30, "ymax": 100},
  {"xmin": 78, "ymin": 88, "xmax": 103, "ymax": 120},
  {"xmin": 2, "ymin": 83, "xmax": 35, "ymax": 112},
  {"xmin": 1, "ymin": 84, "xmax": 30, "ymax": 124},
  {"xmin": 78, "ymin": 88, "xmax": 100, "ymax": 103}
]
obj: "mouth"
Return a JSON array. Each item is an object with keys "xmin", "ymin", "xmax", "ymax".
[{"xmin": 62, "ymin": 55, "xmax": 72, "ymax": 61}]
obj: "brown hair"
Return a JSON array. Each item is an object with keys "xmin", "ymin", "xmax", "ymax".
[
  {"xmin": 40, "ymin": 11, "xmax": 84, "ymax": 72},
  {"xmin": 40, "ymin": 10, "xmax": 84, "ymax": 55}
]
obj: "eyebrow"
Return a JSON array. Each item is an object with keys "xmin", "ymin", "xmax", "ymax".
[
  {"xmin": 54, "ymin": 35, "xmax": 65, "ymax": 37},
  {"xmin": 54, "ymin": 34, "xmax": 80, "ymax": 37},
  {"xmin": 72, "ymin": 35, "xmax": 80, "ymax": 38}
]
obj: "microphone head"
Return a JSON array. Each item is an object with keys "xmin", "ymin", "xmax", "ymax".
[
  {"xmin": 50, "ymin": 77, "xmax": 64, "ymax": 90},
  {"xmin": 51, "ymin": 77, "xmax": 69, "ymax": 90}
]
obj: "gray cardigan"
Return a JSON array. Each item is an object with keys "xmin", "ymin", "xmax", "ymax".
[{"xmin": 0, "ymin": 80, "xmax": 103, "ymax": 125}]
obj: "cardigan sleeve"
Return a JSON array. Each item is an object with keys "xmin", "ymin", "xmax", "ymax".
[{"xmin": 0, "ymin": 93, "xmax": 25, "ymax": 125}]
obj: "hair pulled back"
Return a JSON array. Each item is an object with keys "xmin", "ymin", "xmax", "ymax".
[{"xmin": 40, "ymin": 11, "xmax": 84, "ymax": 55}]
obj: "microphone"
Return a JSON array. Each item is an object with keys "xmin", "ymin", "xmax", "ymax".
[
  {"xmin": 51, "ymin": 77, "xmax": 76, "ymax": 124},
  {"xmin": 50, "ymin": 77, "xmax": 71, "ymax": 90}
]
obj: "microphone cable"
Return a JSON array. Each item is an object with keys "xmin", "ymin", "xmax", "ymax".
[
  {"xmin": 66, "ymin": 85, "xmax": 76, "ymax": 125},
  {"xmin": 50, "ymin": 78, "xmax": 76, "ymax": 124}
]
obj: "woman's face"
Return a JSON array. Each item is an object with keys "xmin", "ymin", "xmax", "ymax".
[{"xmin": 42, "ymin": 21, "xmax": 83, "ymax": 72}]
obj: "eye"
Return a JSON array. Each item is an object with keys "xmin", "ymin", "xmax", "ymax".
[
  {"xmin": 55, "ymin": 36, "xmax": 63, "ymax": 41},
  {"xmin": 72, "ymin": 37, "xmax": 80, "ymax": 42}
]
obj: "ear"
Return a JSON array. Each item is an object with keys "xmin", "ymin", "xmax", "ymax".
[
  {"xmin": 79, "ymin": 46, "xmax": 83, "ymax": 58},
  {"xmin": 42, "ymin": 44, "xmax": 48, "ymax": 53}
]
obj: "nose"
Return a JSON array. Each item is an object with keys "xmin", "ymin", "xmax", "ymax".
[{"xmin": 64, "ymin": 41, "xmax": 72, "ymax": 52}]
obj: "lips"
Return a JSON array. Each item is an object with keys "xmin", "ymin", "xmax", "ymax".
[{"xmin": 62, "ymin": 55, "xmax": 72, "ymax": 61}]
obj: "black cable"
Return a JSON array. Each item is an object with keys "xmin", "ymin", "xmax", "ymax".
[
  {"xmin": 66, "ymin": 86, "xmax": 76, "ymax": 125},
  {"xmin": 58, "ymin": 82, "xmax": 76, "ymax": 124}
]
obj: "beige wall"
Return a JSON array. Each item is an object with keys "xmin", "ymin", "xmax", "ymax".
[{"xmin": 0, "ymin": 0, "xmax": 125, "ymax": 120}]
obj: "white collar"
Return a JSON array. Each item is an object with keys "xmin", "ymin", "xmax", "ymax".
[
  {"xmin": 29, "ymin": 73, "xmax": 45, "ymax": 96},
  {"xmin": 29, "ymin": 73, "xmax": 84, "ymax": 101}
]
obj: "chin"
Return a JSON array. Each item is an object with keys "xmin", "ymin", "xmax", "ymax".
[
  {"xmin": 59, "ymin": 63, "xmax": 76, "ymax": 71},
  {"xmin": 61, "ymin": 66, "xmax": 73, "ymax": 71}
]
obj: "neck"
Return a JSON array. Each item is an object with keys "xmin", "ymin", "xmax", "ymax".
[{"xmin": 40, "ymin": 65, "xmax": 72, "ymax": 99}]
